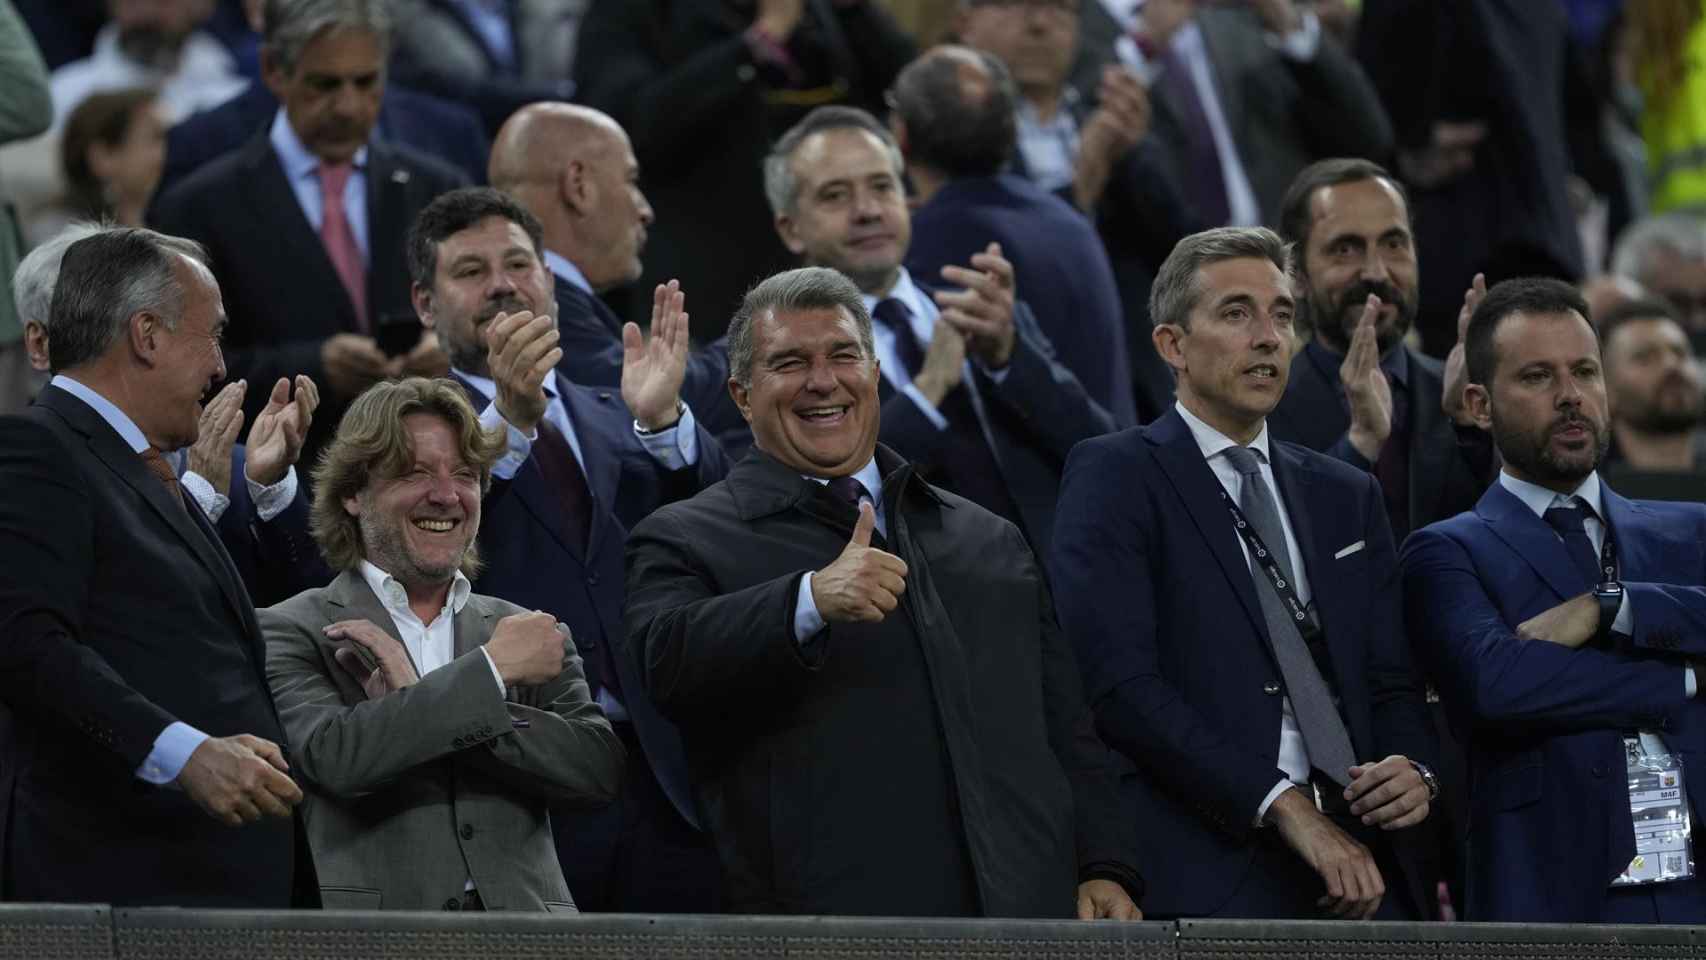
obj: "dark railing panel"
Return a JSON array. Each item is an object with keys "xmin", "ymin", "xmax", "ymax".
[{"xmin": 0, "ymin": 903, "xmax": 112, "ymax": 960}]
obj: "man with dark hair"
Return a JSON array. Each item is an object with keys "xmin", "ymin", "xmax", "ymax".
[
  {"xmin": 765, "ymin": 103, "xmax": 1117, "ymax": 561},
  {"xmin": 895, "ymin": 45, "xmax": 1136, "ymax": 426},
  {"xmin": 1052, "ymin": 226, "xmax": 1439, "ymax": 920},
  {"xmin": 0, "ymin": 228, "xmax": 310, "ymax": 906},
  {"xmin": 1403, "ymin": 276, "xmax": 1706, "ymax": 923},
  {"xmin": 406, "ymin": 186, "xmax": 731, "ymax": 912},
  {"xmin": 1599, "ymin": 299, "xmax": 1706, "ymax": 473},
  {"xmin": 625, "ymin": 264, "xmax": 1144, "ymax": 918},
  {"xmin": 152, "ymin": 0, "xmax": 467, "ymax": 469},
  {"xmin": 263, "ymin": 376, "xmax": 624, "ymax": 912}
]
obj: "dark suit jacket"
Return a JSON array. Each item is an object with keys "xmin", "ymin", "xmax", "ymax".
[
  {"xmin": 551, "ymin": 272, "xmax": 749, "ymax": 453},
  {"xmin": 624, "ymin": 443, "xmax": 1143, "ymax": 916},
  {"xmin": 1401, "ymin": 482, "xmax": 1706, "ymax": 922},
  {"xmin": 150, "ymin": 133, "xmax": 467, "ymax": 457},
  {"xmin": 907, "ymin": 174, "xmax": 1135, "ymax": 428},
  {"xmin": 157, "ymin": 81, "xmax": 489, "ymax": 198},
  {"xmin": 1050, "ymin": 410, "xmax": 1437, "ymax": 918},
  {"xmin": 874, "ymin": 291, "xmax": 1117, "ymax": 562},
  {"xmin": 0, "ymin": 385, "xmax": 297, "ymax": 906},
  {"xmin": 212, "ymin": 446, "xmax": 333, "ymax": 609},
  {"xmin": 1268, "ymin": 344, "xmax": 1493, "ymax": 541},
  {"xmin": 455, "ymin": 370, "xmax": 730, "ymax": 832}
]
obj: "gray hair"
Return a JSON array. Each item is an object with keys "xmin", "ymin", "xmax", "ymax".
[
  {"xmin": 727, "ymin": 267, "xmax": 875, "ymax": 386},
  {"xmin": 11, "ymin": 221, "xmax": 109, "ymax": 329},
  {"xmin": 763, "ymin": 105, "xmax": 906, "ymax": 217},
  {"xmin": 1150, "ymin": 226, "xmax": 1293, "ymax": 331},
  {"xmin": 1611, "ymin": 213, "xmax": 1706, "ymax": 282},
  {"xmin": 264, "ymin": 0, "xmax": 393, "ymax": 74},
  {"xmin": 48, "ymin": 228, "xmax": 210, "ymax": 373}
]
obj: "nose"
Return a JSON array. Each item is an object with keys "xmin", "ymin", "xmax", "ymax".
[
  {"xmin": 803, "ymin": 355, "xmax": 837, "ymax": 393},
  {"xmin": 1557, "ymin": 372, "xmax": 1585, "ymax": 409},
  {"xmin": 425, "ymin": 472, "xmax": 458, "ymax": 504},
  {"xmin": 1251, "ymin": 309, "xmax": 1285, "ymax": 351},
  {"xmin": 211, "ymin": 342, "xmax": 227, "ymax": 383},
  {"xmin": 1358, "ymin": 247, "xmax": 1393, "ymax": 286},
  {"xmin": 637, "ymin": 190, "xmax": 655, "ymax": 226},
  {"xmin": 852, "ymin": 187, "xmax": 882, "ymax": 222}
]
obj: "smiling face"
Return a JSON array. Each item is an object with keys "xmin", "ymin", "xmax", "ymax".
[
  {"xmin": 1469, "ymin": 310, "xmax": 1611, "ymax": 491},
  {"xmin": 774, "ymin": 127, "xmax": 911, "ymax": 295},
  {"xmin": 732, "ymin": 304, "xmax": 881, "ymax": 477},
  {"xmin": 149, "ymin": 256, "xmax": 227, "ymax": 450},
  {"xmin": 414, "ymin": 214, "xmax": 555, "ymax": 376},
  {"xmin": 344, "ymin": 412, "xmax": 481, "ymax": 589},
  {"xmin": 1157, "ymin": 256, "xmax": 1296, "ymax": 442},
  {"xmin": 1299, "ymin": 177, "xmax": 1419, "ymax": 354}
]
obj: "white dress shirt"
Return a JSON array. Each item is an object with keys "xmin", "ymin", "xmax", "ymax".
[
  {"xmin": 1175, "ymin": 402, "xmax": 1314, "ymax": 821},
  {"xmin": 49, "ymin": 24, "xmax": 247, "ymax": 126},
  {"xmin": 167, "ymin": 448, "xmax": 298, "ymax": 525},
  {"xmin": 862, "ymin": 268, "xmax": 1009, "ymax": 434},
  {"xmin": 355, "ymin": 560, "xmax": 505, "ymax": 693},
  {"xmin": 791, "ymin": 456, "xmax": 888, "ymax": 643}
]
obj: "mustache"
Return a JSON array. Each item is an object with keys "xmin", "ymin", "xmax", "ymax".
[
  {"xmin": 1549, "ymin": 410, "xmax": 1597, "ymax": 433},
  {"xmin": 1336, "ymin": 279, "xmax": 1408, "ymax": 316},
  {"xmin": 476, "ymin": 295, "xmax": 532, "ymax": 324}
]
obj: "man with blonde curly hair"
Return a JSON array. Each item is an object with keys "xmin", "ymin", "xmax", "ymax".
[{"xmin": 261, "ymin": 376, "xmax": 625, "ymax": 912}]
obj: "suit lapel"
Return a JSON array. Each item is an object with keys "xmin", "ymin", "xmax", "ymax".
[
  {"xmin": 239, "ymin": 134, "xmax": 358, "ymax": 331},
  {"xmin": 1270, "ymin": 441, "xmax": 1357, "ymax": 681},
  {"xmin": 364, "ymin": 143, "xmax": 409, "ymax": 316},
  {"xmin": 324, "ymin": 569, "xmax": 421, "ymax": 676},
  {"xmin": 1477, "ymin": 482, "xmax": 1584, "ymax": 602},
  {"xmin": 557, "ymin": 376, "xmax": 621, "ymax": 561},
  {"xmin": 454, "ymin": 373, "xmax": 586, "ymax": 563},
  {"xmin": 1148, "ymin": 411, "xmax": 1268, "ymax": 638},
  {"xmin": 451, "ymin": 593, "xmax": 496, "ymax": 661},
  {"xmin": 1600, "ymin": 485, "xmax": 1652, "ymax": 582}
]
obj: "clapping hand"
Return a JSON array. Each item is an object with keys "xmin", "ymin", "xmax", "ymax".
[
  {"xmin": 621, "ymin": 280, "xmax": 690, "ymax": 431},
  {"xmin": 245, "ymin": 376, "xmax": 319, "ymax": 487},
  {"xmin": 189, "ymin": 380, "xmax": 245, "ymax": 496},
  {"xmin": 1340, "ymin": 295, "xmax": 1393, "ymax": 462}
]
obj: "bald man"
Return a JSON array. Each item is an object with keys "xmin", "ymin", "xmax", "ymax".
[{"xmin": 489, "ymin": 103, "xmax": 745, "ymax": 447}]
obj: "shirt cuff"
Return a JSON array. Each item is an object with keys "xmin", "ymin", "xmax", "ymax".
[
  {"xmin": 1265, "ymin": 7, "xmax": 1321, "ymax": 61},
  {"xmin": 901, "ymin": 382, "xmax": 951, "ymax": 430},
  {"xmin": 634, "ymin": 403, "xmax": 700, "ymax": 469},
  {"xmin": 1687, "ymin": 663, "xmax": 1698, "ymax": 699},
  {"xmin": 1255, "ymin": 777, "xmax": 1296, "ymax": 826},
  {"xmin": 136, "ymin": 721, "xmax": 210, "ymax": 785},
  {"xmin": 1613, "ymin": 592, "xmax": 1634, "ymax": 635},
  {"xmin": 480, "ymin": 646, "xmax": 507, "ymax": 696},
  {"xmin": 246, "ymin": 465, "xmax": 298, "ymax": 522},
  {"xmin": 180, "ymin": 471, "xmax": 229, "ymax": 523},
  {"xmin": 1114, "ymin": 32, "xmax": 1162, "ymax": 85},
  {"xmin": 482, "ymin": 401, "xmax": 534, "ymax": 481},
  {"xmin": 794, "ymin": 571, "xmax": 827, "ymax": 643}
]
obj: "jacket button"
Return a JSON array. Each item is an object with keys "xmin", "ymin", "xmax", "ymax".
[
  {"xmin": 461, "ymin": 824, "xmax": 475, "ymax": 840},
  {"xmin": 443, "ymin": 898, "xmax": 460, "ymax": 911},
  {"xmin": 1263, "ymin": 681, "xmax": 1281, "ymax": 696},
  {"xmin": 586, "ymin": 572, "xmax": 599, "ymax": 586}
]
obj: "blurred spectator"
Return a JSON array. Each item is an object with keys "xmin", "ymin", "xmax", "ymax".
[
  {"xmin": 766, "ymin": 105, "xmax": 1116, "ymax": 559},
  {"xmin": 1628, "ymin": 2, "xmax": 1706, "ymax": 215},
  {"xmin": 387, "ymin": 0, "xmax": 582, "ymax": 135},
  {"xmin": 878, "ymin": 0, "xmax": 957, "ymax": 44},
  {"xmin": 574, "ymin": 0, "xmax": 916, "ymax": 343},
  {"xmin": 50, "ymin": 0, "xmax": 248, "ymax": 125},
  {"xmin": 0, "ymin": 0, "xmax": 51, "ymax": 416},
  {"xmin": 1610, "ymin": 213, "xmax": 1706, "ymax": 332},
  {"xmin": 1070, "ymin": 0, "xmax": 1394, "ymax": 229},
  {"xmin": 487, "ymin": 102, "xmax": 747, "ymax": 446},
  {"xmin": 1601, "ymin": 299, "xmax": 1706, "ymax": 472},
  {"xmin": 892, "ymin": 45, "xmax": 1137, "ymax": 425},
  {"xmin": 152, "ymin": 0, "xmax": 466, "ymax": 473},
  {"xmin": 28, "ymin": 88, "xmax": 164, "ymax": 244},
  {"xmin": 957, "ymin": 0, "xmax": 1199, "ymax": 420},
  {"xmin": 1581, "ymin": 272, "xmax": 1648, "ymax": 324},
  {"xmin": 157, "ymin": 0, "xmax": 489, "ymax": 196},
  {"xmin": 14, "ymin": 0, "xmax": 107, "ymax": 70},
  {"xmin": 1358, "ymin": 0, "xmax": 1621, "ymax": 356}
]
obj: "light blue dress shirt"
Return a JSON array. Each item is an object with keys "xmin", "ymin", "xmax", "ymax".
[
  {"xmin": 269, "ymin": 109, "xmax": 370, "ymax": 262},
  {"xmin": 791, "ymin": 456, "xmax": 888, "ymax": 643}
]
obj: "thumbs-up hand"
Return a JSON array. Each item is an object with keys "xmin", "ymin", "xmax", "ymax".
[{"xmin": 809, "ymin": 501, "xmax": 910, "ymax": 623}]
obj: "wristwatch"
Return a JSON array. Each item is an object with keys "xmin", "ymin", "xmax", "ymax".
[
  {"xmin": 1594, "ymin": 580, "xmax": 1625, "ymax": 644},
  {"xmin": 1411, "ymin": 761, "xmax": 1440, "ymax": 801}
]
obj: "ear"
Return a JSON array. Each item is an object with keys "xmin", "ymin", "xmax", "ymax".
[
  {"xmin": 889, "ymin": 114, "xmax": 910, "ymax": 157},
  {"xmin": 1464, "ymin": 382, "xmax": 1494, "ymax": 431},
  {"xmin": 728, "ymin": 377, "xmax": 753, "ymax": 424},
  {"xmin": 342, "ymin": 494, "xmax": 361, "ymax": 518},
  {"xmin": 561, "ymin": 158, "xmax": 592, "ymax": 216},
  {"xmin": 775, "ymin": 212, "xmax": 805, "ymax": 257},
  {"xmin": 1152, "ymin": 322, "xmax": 1186, "ymax": 373},
  {"xmin": 87, "ymin": 140, "xmax": 118, "ymax": 181},
  {"xmin": 410, "ymin": 282, "xmax": 434, "ymax": 329},
  {"xmin": 128, "ymin": 310, "xmax": 162, "ymax": 365}
]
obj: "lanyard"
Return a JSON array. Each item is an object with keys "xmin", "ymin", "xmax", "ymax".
[{"xmin": 1217, "ymin": 488, "xmax": 1317, "ymax": 636}]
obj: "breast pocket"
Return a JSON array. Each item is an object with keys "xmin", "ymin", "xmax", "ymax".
[{"xmin": 319, "ymin": 885, "xmax": 382, "ymax": 910}]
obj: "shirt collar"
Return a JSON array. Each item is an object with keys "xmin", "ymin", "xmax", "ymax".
[
  {"xmin": 544, "ymin": 250, "xmax": 593, "ymax": 296},
  {"xmin": 358, "ymin": 559, "xmax": 472, "ymax": 619},
  {"xmin": 802, "ymin": 455, "xmax": 884, "ymax": 503},
  {"xmin": 860, "ymin": 267, "xmax": 933, "ymax": 320},
  {"xmin": 1497, "ymin": 469, "xmax": 1604, "ymax": 520},
  {"xmin": 454, "ymin": 367, "xmax": 558, "ymax": 403},
  {"xmin": 1305, "ymin": 337, "xmax": 1410, "ymax": 390},
  {"xmin": 50, "ymin": 374, "xmax": 148, "ymax": 453},
  {"xmin": 269, "ymin": 108, "xmax": 368, "ymax": 182},
  {"xmin": 1015, "ymin": 84, "xmax": 1080, "ymax": 128},
  {"xmin": 1175, "ymin": 400, "xmax": 1272, "ymax": 465}
]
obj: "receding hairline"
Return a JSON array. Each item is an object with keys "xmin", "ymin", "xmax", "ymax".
[
  {"xmin": 1484, "ymin": 307, "xmax": 1598, "ymax": 372},
  {"xmin": 784, "ymin": 126, "xmax": 900, "ymax": 194},
  {"xmin": 1302, "ymin": 175, "xmax": 1411, "ymax": 242}
]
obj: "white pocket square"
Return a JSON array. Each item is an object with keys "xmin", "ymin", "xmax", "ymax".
[{"xmin": 1333, "ymin": 540, "xmax": 1366, "ymax": 560}]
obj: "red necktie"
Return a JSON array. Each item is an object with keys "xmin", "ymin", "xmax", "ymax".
[
  {"xmin": 318, "ymin": 162, "xmax": 369, "ymax": 332},
  {"xmin": 140, "ymin": 446, "xmax": 186, "ymax": 514}
]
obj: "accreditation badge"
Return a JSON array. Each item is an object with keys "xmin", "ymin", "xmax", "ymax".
[{"xmin": 1612, "ymin": 736, "xmax": 1696, "ymax": 886}]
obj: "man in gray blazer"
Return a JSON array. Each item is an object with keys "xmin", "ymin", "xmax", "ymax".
[{"xmin": 262, "ymin": 376, "xmax": 625, "ymax": 912}]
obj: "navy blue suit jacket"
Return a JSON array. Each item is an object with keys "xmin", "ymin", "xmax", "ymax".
[
  {"xmin": 906, "ymin": 174, "xmax": 1137, "ymax": 428},
  {"xmin": 157, "ymin": 81, "xmax": 489, "ymax": 198},
  {"xmin": 876, "ymin": 292, "xmax": 1116, "ymax": 562},
  {"xmin": 551, "ymin": 273, "xmax": 749, "ymax": 455},
  {"xmin": 1401, "ymin": 481, "xmax": 1706, "ymax": 922},
  {"xmin": 213, "ymin": 446, "xmax": 332, "ymax": 608},
  {"xmin": 454, "ymin": 371, "xmax": 730, "ymax": 829},
  {"xmin": 1050, "ymin": 410, "xmax": 1435, "ymax": 917}
]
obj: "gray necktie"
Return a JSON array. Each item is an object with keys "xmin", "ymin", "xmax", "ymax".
[{"xmin": 1222, "ymin": 445, "xmax": 1358, "ymax": 787}]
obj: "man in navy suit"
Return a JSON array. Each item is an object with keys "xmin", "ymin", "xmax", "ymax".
[
  {"xmin": 406, "ymin": 187, "xmax": 730, "ymax": 911},
  {"xmin": 1051, "ymin": 226, "xmax": 1439, "ymax": 920},
  {"xmin": 1401, "ymin": 277, "xmax": 1706, "ymax": 923},
  {"xmin": 486, "ymin": 102, "xmax": 746, "ymax": 450},
  {"xmin": 893, "ymin": 45, "xmax": 1137, "ymax": 427},
  {"xmin": 765, "ymin": 104, "xmax": 1116, "ymax": 561}
]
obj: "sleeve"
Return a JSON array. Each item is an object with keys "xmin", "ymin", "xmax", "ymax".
[
  {"xmin": 1049, "ymin": 437, "xmax": 1287, "ymax": 839},
  {"xmin": 1357, "ymin": 473, "xmax": 1437, "ymax": 768},
  {"xmin": 1284, "ymin": 19, "xmax": 1396, "ymax": 163},
  {"xmin": 245, "ymin": 466, "xmax": 298, "ymax": 523},
  {"xmin": 979, "ymin": 301, "xmax": 1119, "ymax": 460},
  {"xmin": 0, "ymin": 0, "xmax": 50, "ymax": 144}
]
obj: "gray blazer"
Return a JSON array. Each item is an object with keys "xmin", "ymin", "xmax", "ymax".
[{"xmin": 262, "ymin": 571, "xmax": 625, "ymax": 912}]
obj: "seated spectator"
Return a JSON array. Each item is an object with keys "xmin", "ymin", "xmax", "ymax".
[
  {"xmin": 0, "ymin": 0, "xmax": 52, "ymax": 416},
  {"xmin": 50, "ymin": 0, "xmax": 247, "ymax": 125},
  {"xmin": 1581, "ymin": 272, "xmax": 1649, "ymax": 325},
  {"xmin": 263, "ymin": 376, "xmax": 625, "ymax": 911},
  {"xmin": 574, "ymin": 0, "xmax": 917, "ymax": 343},
  {"xmin": 151, "ymin": 0, "xmax": 466, "ymax": 472},
  {"xmin": 958, "ymin": 0, "xmax": 1199, "ymax": 421},
  {"xmin": 1600, "ymin": 299, "xmax": 1706, "ymax": 472},
  {"xmin": 893, "ymin": 44, "xmax": 1136, "ymax": 426},
  {"xmin": 387, "ymin": 0, "xmax": 580, "ymax": 135},
  {"xmin": 28, "ymin": 87, "xmax": 164, "ymax": 244},
  {"xmin": 487, "ymin": 102, "xmax": 747, "ymax": 448},
  {"xmin": 1610, "ymin": 213, "xmax": 1706, "ymax": 332}
]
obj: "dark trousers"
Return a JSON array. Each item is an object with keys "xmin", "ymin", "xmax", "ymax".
[
  {"xmin": 552, "ymin": 722, "xmax": 721, "ymax": 913},
  {"xmin": 1600, "ymin": 872, "xmax": 1706, "ymax": 923},
  {"xmin": 1207, "ymin": 815, "xmax": 1418, "ymax": 920}
]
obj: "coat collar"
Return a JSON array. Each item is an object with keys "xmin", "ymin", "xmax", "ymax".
[
  {"xmin": 322, "ymin": 568, "xmax": 497, "ymax": 666},
  {"xmin": 725, "ymin": 443, "xmax": 944, "ymax": 524}
]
